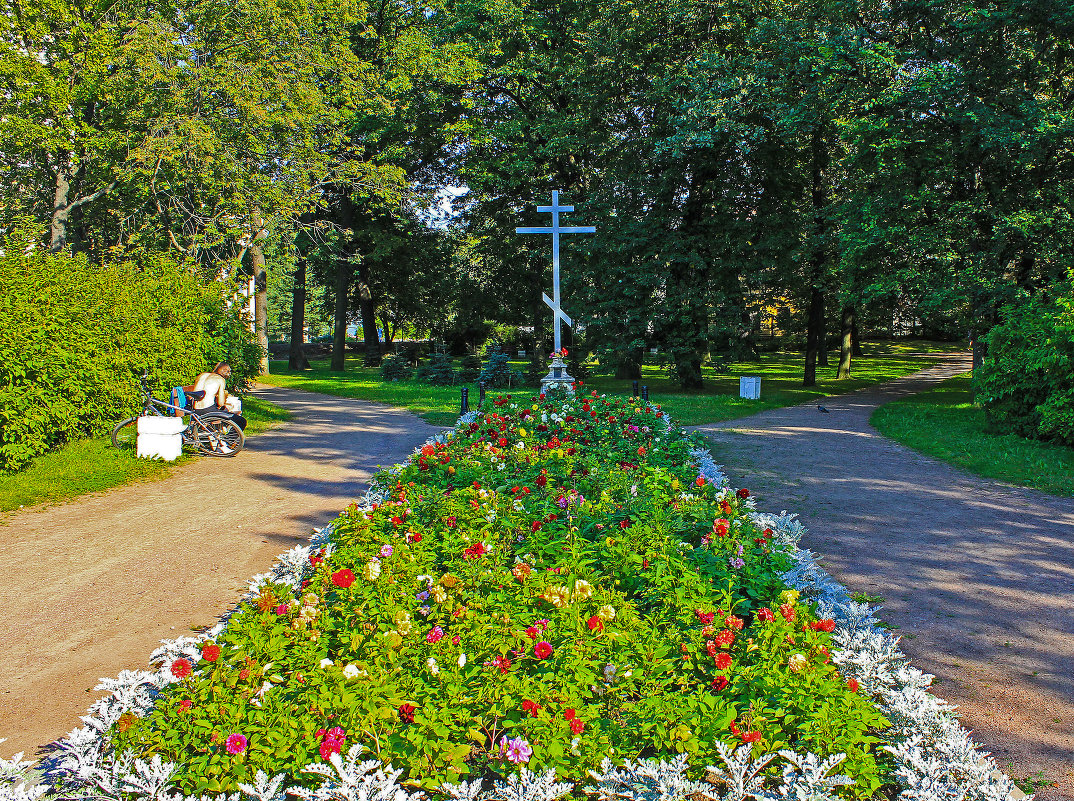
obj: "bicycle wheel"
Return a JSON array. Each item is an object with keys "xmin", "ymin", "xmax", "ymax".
[
  {"xmin": 193, "ymin": 416, "xmax": 244, "ymax": 457},
  {"xmin": 111, "ymin": 417, "xmax": 139, "ymax": 450}
]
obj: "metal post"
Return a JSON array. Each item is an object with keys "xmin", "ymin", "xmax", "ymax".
[
  {"xmin": 461, "ymin": 387, "xmax": 469, "ymax": 414},
  {"xmin": 479, "ymin": 382, "xmax": 486, "ymax": 406},
  {"xmin": 641, "ymin": 386, "xmax": 649, "ymax": 402},
  {"xmin": 632, "ymin": 380, "xmax": 639, "ymax": 398}
]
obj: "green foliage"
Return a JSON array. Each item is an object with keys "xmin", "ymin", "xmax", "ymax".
[
  {"xmin": 0, "ymin": 229, "xmax": 262, "ymax": 472},
  {"xmin": 975, "ymin": 286, "xmax": 1074, "ymax": 446},
  {"xmin": 458, "ymin": 354, "xmax": 483, "ymax": 383},
  {"xmin": 416, "ymin": 349, "xmax": 458, "ymax": 386},
  {"xmin": 380, "ymin": 354, "xmax": 414, "ymax": 382},
  {"xmin": 479, "ymin": 346, "xmax": 523, "ymax": 388},
  {"xmin": 108, "ymin": 393, "xmax": 889, "ymax": 796}
]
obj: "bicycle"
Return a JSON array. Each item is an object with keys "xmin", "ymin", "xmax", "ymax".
[{"xmin": 111, "ymin": 373, "xmax": 245, "ymax": 457}]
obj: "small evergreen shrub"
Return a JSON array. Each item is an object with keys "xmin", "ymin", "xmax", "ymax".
[
  {"xmin": 379, "ymin": 353, "xmax": 413, "ymax": 381},
  {"xmin": 416, "ymin": 349, "xmax": 458, "ymax": 386},
  {"xmin": 479, "ymin": 345, "xmax": 523, "ymax": 388},
  {"xmin": 0, "ymin": 229, "xmax": 261, "ymax": 472},
  {"xmin": 975, "ymin": 284, "xmax": 1074, "ymax": 446},
  {"xmin": 458, "ymin": 353, "xmax": 482, "ymax": 383}
]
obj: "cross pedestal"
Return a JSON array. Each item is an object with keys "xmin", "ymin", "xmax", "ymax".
[{"xmin": 541, "ymin": 354, "xmax": 574, "ymax": 394}]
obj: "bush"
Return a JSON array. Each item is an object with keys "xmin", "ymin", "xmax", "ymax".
[
  {"xmin": 458, "ymin": 352, "xmax": 482, "ymax": 383},
  {"xmin": 0, "ymin": 231, "xmax": 262, "ymax": 472},
  {"xmin": 379, "ymin": 353, "xmax": 413, "ymax": 381},
  {"xmin": 975, "ymin": 285, "xmax": 1074, "ymax": 446},
  {"xmin": 416, "ymin": 348, "xmax": 457, "ymax": 386},
  {"xmin": 479, "ymin": 345, "xmax": 523, "ymax": 388}
]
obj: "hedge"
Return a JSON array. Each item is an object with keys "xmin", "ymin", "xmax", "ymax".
[{"xmin": 0, "ymin": 231, "xmax": 263, "ymax": 471}]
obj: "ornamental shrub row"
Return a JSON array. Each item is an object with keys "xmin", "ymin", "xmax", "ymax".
[
  {"xmin": 101, "ymin": 390, "xmax": 891, "ymax": 798},
  {"xmin": 0, "ymin": 229, "xmax": 263, "ymax": 471}
]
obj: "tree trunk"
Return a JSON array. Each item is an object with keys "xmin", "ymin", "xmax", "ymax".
[
  {"xmin": 288, "ymin": 257, "xmax": 310, "ymax": 370},
  {"xmin": 249, "ymin": 240, "xmax": 270, "ymax": 374},
  {"xmin": 804, "ymin": 286, "xmax": 824, "ymax": 387},
  {"xmin": 49, "ymin": 164, "xmax": 73, "ymax": 253},
  {"xmin": 356, "ymin": 260, "xmax": 379, "ymax": 356},
  {"xmin": 837, "ymin": 303, "xmax": 854, "ymax": 379},
  {"xmin": 331, "ymin": 253, "xmax": 350, "ymax": 372}
]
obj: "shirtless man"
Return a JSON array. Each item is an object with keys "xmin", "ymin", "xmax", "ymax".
[{"xmin": 192, "ymin": 362, "xmax": 247, "ymax": 430}]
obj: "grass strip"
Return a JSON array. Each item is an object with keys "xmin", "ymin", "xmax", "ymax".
[
  {"xmin": 870, "ymin": 374, "xmax": 1074, "ymax": 497},
  {"xmin": 260, "ymin": 340, "xmax": 961, "ymax": 427},
  {"xmin": 0, "ymin": 395, "xmax": 292, "ymax": 513}
]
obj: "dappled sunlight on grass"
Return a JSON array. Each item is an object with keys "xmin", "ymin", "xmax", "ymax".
[
  {"xmin": 262, "ymin": 340, "xmax": 961, "ymax": 427},
  {"xmin": 871, "ymin": 373, "xmax": 1074, "ymax": 497}
]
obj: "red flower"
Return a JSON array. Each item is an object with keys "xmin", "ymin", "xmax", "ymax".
[
  {"xmin": 706, "ymin": 640, "xmax": 718, "ymax": 657},
  {"xmin": 695, "ymin": 475, "xmax": 706, "ymax": 487},
  {"xmin": 710, "ymin": 676, "xmax": 728, "ymax": 692},
  {"xmin": 618, "ymin": 519, "xmax": 630, "ymax": 529},
  {"xmin": 399, "ymin": 703, "xmax": 416, "ymax": 724},
  {"xmin": 391, "ymin": 516, "xmax": 403, "ymax": 526},
  {"xmin": 695, "ymin": 610, "xmax": 715, "ymax": 625},
  {"xmin": 757, "ymin": 608, "xmax": 775, "ymax": 623},
  {"xmin": 715, "ymin": 653, "xmax": 732, "ymax": 670},
  {"xmin": 238, "ymin": 668, "xmax": 250, "ymax": 681},
  {"xmin": 531, "ymin": 520, "xmax": 543, "ymax": 532},
  {"xmin": 779, "ymin": 603, "xmax": 796, "ymax": 622},
  {"xmin": 171, "ymin": 658, "xmax": 192, "ymax": 679},
  {"xmin": 521, "ymin": 699, "xmax": 541, "ymax": 717},
  {"xmin": 713, "ymin": 629, "xmax": 735, "ymax": 648},
  {"xmin": 535, "ymin": 474, "xmax": 547, "ymax": 487},
  {"xmin": 569, "ymin": 718, "xmax": 585, "ymax": 735},
  {"xmin": 811, "ymin": 619, "xmax": 836, "ymax": 632},
  {"xmin": 421, "ymin": 444, "xmax": 435, "ymax": 457},
  {"xmin": 725, "ymin": 615, "xmax": 744, "ymax": 630},
  {"xmin": 331, "ymin": 569, "xmax": 356, "ymax": 588},
  {"xmin": 847, "ymin": 678, "xmax": 859, "ymax": 693},
  {"xmin": 642, "ymin": 558, "xmax": 649, "ymax": 568},
  {"xmin": 637, "ymin": 446, "xmax": 646, "ymax": 456},
  {"xmin": 525, "ymin": 626, "xmax": 541, "ymax": 640},
  {"xmin": 534, "ymin": 641, "xmax": 553, "ymax": 659},
  {"xmin": 201, "ymin": 644, "xmax": 221, "ymax": 663},
  {"xmin": 498, "ymin": 438, "xmax": 508, "ymax": 448},
  {"xmin": 742, "ymin": 730, "xmax": 762, "ymax": 743},
  {"xmin": 736, "ymin": 488, "xmax": 750, "ymax": 499},
  {"xmin": 563, "ymin": 708, "xmax": 576, "ymax": 720},
  {"xmin": 179, "ymin": 699, "xmax": 193, "ymax": 710},
  {"xmin": 587, "ymin": 615, "xmax": 604, "ymax": 632},
  {"xmin": 712, "ymin": 518, "xmax": 729, "ymax": 537},
  {"xmin": 409, "ymin": 532, "xmax": 423, "ymax": 543}
]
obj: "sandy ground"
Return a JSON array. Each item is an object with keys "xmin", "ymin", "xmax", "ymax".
[
  {"xmin": 0, "ymin": 387, "xmax": 442, "ymax": 757},
  {"xmin": 692, "ymin": 354, "xmax": 1074, "ymax": 799}
]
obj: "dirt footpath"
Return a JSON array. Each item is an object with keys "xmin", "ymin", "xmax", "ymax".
[
  {"xmin": 692, "ymin": 354, "xmax": 1074, "ymax": 799},
  {"xmin": 0, "ymin": 387, "xmax": 442, "ymax": 757}
]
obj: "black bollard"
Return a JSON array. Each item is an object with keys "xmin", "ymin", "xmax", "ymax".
[
  {"xmin": 461, "ymin": 386, "xmax": 469, "ymax": 414},
  {"xmin": 632, "ymin": 380, "xmax": 639, "ymax": 398},
  {"xmin": 641, "ymin": 385, "xmax": 649, "ymax": 402},
  {"xmin": 479, "ymin": 382, "xmax": 487, "ymax": 406}
]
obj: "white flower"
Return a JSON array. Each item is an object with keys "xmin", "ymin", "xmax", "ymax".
[
  {"xmin": 342, "ymin": 663, "xmax": 360, "ymax": 679},
  {"xmin": 319, "ymin": 658, "xmax": 334, "ymax": 668},
  {"xmin": 363, "ymin": 558, "xmax": 382, "ymax": 581},
  {"xmin": 458, "ymin": 653, "xmax": 467, "ymax": 668},
  {"xmin": 427, "ymin": 658, "xmax": 440, "ymax": 674}
]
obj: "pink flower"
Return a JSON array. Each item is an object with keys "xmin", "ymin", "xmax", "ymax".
[
  {"xmin": 380, "ymin": 545, "xmax": 394, "ymax": 558},
  {"xmin": 427, "ymin": 625, "xmax": 444, "ymax": 643},
  {"xmin": 225, "ymin": 733, "xmax": 247, "ymax": 755},
  {"xmin": 452, "ymin": 634, "xmax": 461, "ymax": 645},
  {"xmin": 534, "ymin": 641, "xmax": 553, "ymax": 659},
  {"xmin": 274, "ymin": 604, "xmax": 290, "ymax": 615},
  {"xmin": 501, "ymin": 736, "xmax": 532, "ymax": 764}
]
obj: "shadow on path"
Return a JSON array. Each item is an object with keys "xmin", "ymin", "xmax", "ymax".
[
  {"xmin": 692, "ymin": 354, "xmax": 1074, "ymax": 798},
  {"xmin": 0, "ymin": 387, "xmax": 442, "ymax": 757}
]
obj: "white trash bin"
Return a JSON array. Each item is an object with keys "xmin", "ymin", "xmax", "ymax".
[
  {"xmin": 136, "ymin": 416, "xmax": 186, "ymax": 461},
  {"xmin": 739, "ymin": 376, "xmax": 761, "ymax": 400}
]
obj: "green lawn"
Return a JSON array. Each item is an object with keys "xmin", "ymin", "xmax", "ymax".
[
  {"xmin": 0, "ymin": 395, "xmax": 290, "ymax": 514},
  {"xmin": 871, "ymin": 374, "xmax": 1074, "ymax": 497},
  {"xmin": 261, "ymin": 339, "xmax": 962, "ymax": 427}
]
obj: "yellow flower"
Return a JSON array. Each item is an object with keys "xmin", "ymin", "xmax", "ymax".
[
  {"xmin": 431, "ymin": 585, "xmax": 448, "ymax": 603},
  {"xmin": 440, "ymin": 574, "xmax": 459, "ymax": 589},
  {"xmin": 598, "ymin": 604, "xmax": 616, "ymax": 621},
  {"xmin": 671, "ymin": 479, "xmax": 680, "ymax": 491},
  {"xmin": 519, "ymin": 427, "xmax": 528, "ymax": 437},
  {"xmin": 604, "ymin": 537, "xmax": 616, "ymax": 547},
  {"xmin": 386, "ymin": 631, "xmax": 403, "ymax": 649},
  {"xmin": 572, "ymin": 579, "xmax": 594, "ymax": 601},
  {"xmin": 396, "ymin": 620, "xmax": 412, "ymax": 636},
  {"xmin": 542, "ymin": 585, "xmax": 571, "ymax": 608},
  {"xmin": 394, "ymin": 610, "xmax": 411, "ymax": 626},
  {"xmin": 779, "ymin": 589, "xmax": 800, "ymax": 605}
]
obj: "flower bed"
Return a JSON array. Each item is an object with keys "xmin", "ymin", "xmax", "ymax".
[{"xmin": 3, "ymin": 391, "xmax": 1025, "ymax": 801}]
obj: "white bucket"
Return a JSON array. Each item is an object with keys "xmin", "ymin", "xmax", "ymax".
[
  {"xmin": 137, "ymin": 432, "xmax": 182, "ymax": 461},
  {"xmin": 137, "ymin": 416, "xmax": 187, "ymax": 435}
]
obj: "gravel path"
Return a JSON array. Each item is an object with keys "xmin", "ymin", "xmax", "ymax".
[
  {"xmin": 692, "ymin": 354, "xmax": 1074, "ymax": 799},
  {"xmin": 0, "ymin": 387, "xmax": 442, "ymax": 757}
]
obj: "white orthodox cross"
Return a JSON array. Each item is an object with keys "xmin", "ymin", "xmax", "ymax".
[{"xmin": 516, "ymin": 190, "xmax": 596, "ymax": 354}]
